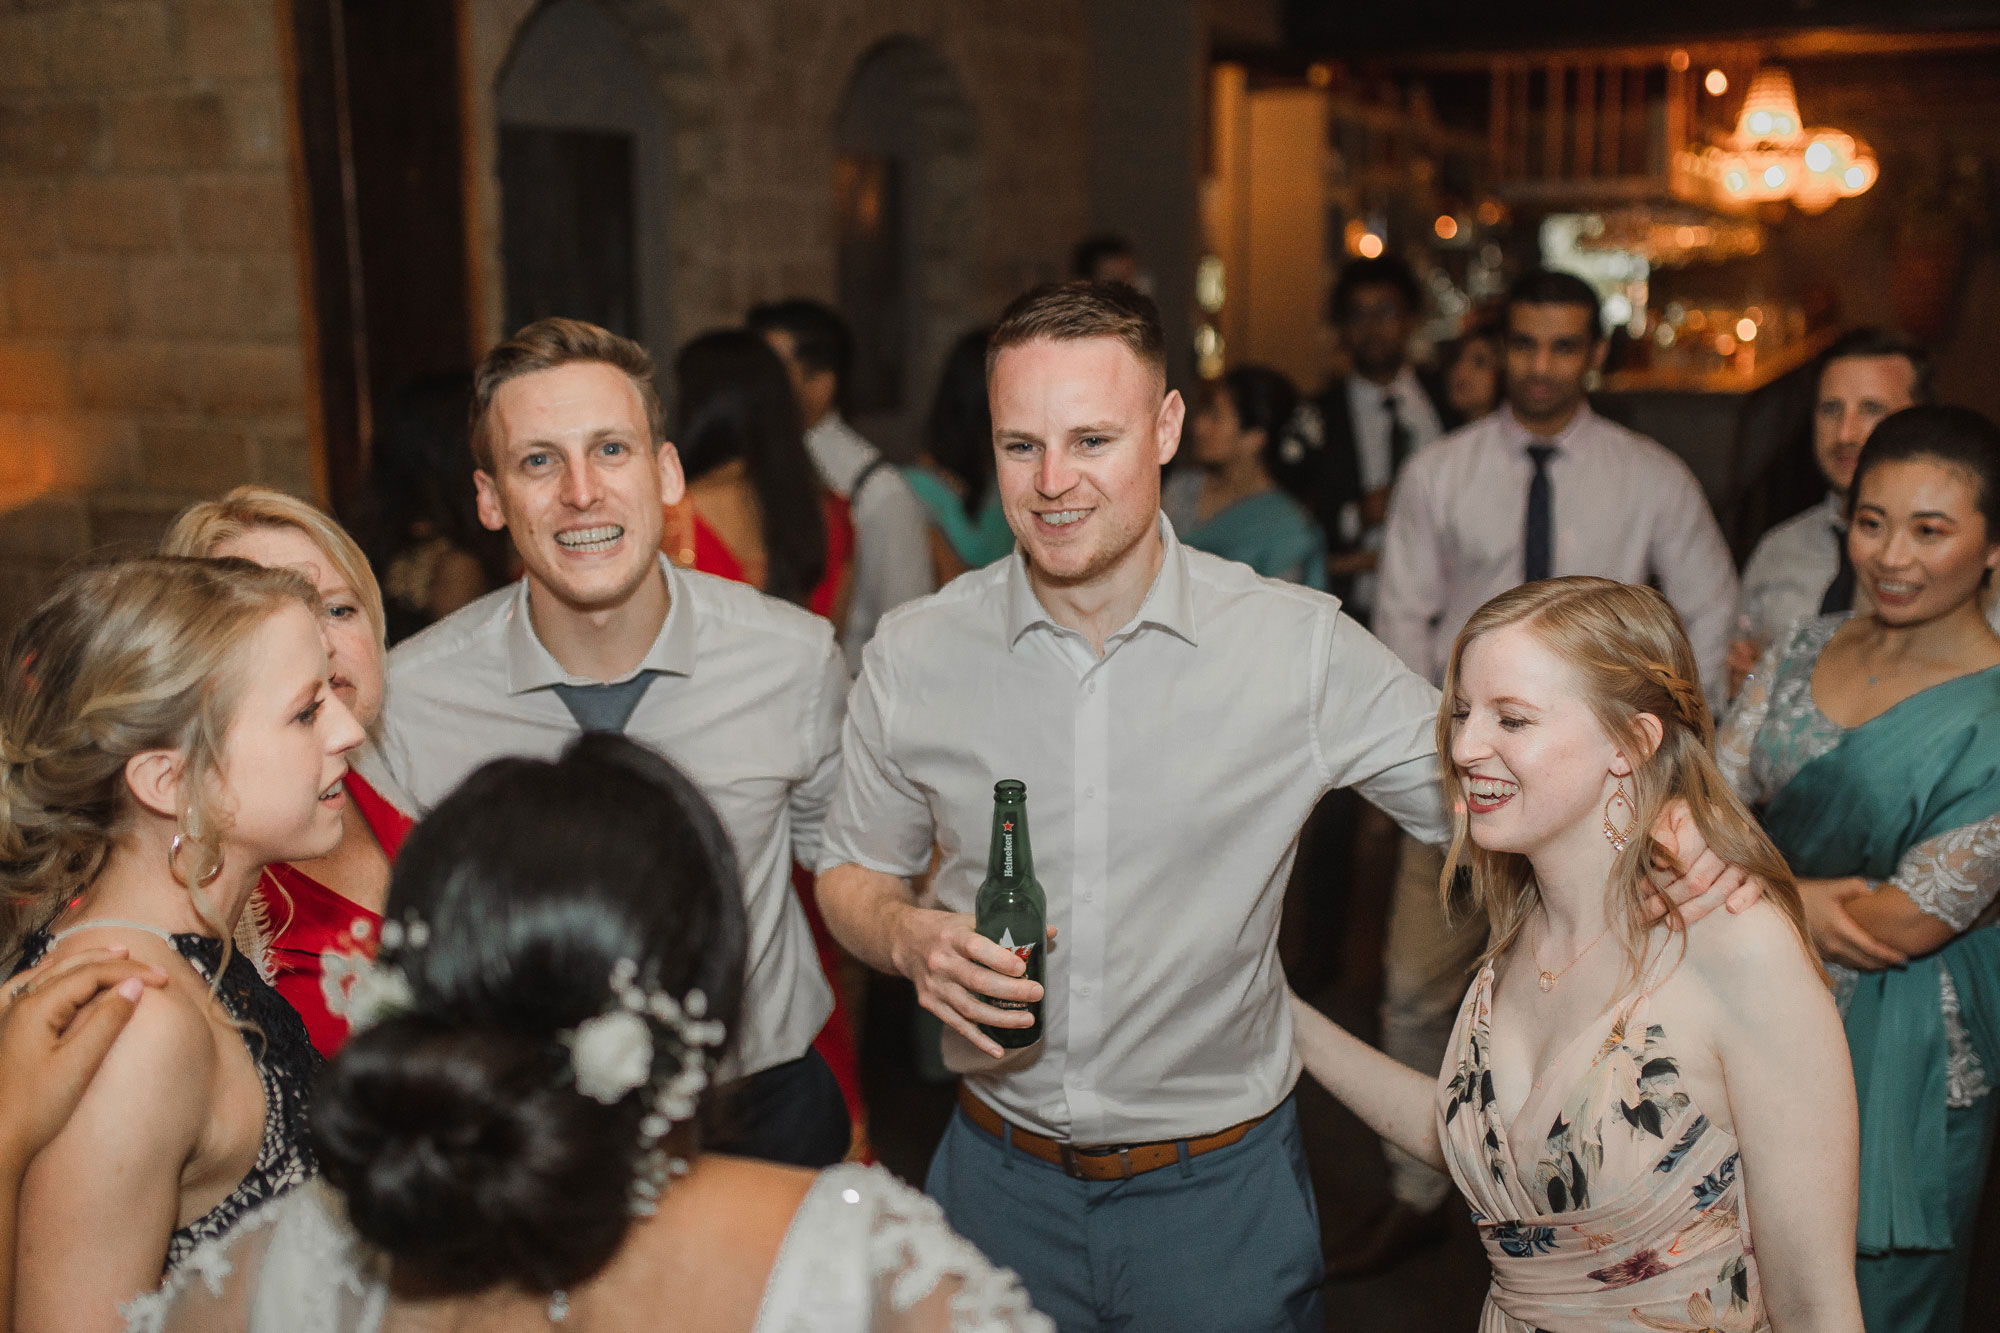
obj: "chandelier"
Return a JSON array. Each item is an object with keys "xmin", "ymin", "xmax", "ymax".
[{"xmin": 1683, "ymin": 67, "xmax": 1878, "ymax": 215}]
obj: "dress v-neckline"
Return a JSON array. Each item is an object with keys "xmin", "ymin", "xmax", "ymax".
[{"xmin": 1474, "ymin": 964, "xmax": 1654, "ymax": 1203}]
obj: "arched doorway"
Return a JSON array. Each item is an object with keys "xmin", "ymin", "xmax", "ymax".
[
  {"xmin": 833, "ymin": 37, "xmax": 979, "ymax": 457},
  {"xmin": 495, "ymin": 0, "xmax": 674, "ymax": 370}
]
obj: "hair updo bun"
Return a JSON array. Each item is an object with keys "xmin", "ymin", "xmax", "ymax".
[
  {"xmin": 312, "ymin": 733, "xmax": 748, "ymax": 1297},
  {"xmin": 314, "ymin": 1016, "xmax": 639, "ymax": 1291}
]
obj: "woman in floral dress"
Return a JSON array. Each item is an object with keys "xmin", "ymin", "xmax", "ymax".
[
  {"xmin": 1718, "ymin": 406, "xmax": 2000, "ymax": 1333},
  {"xmin": 1292, "ymin": 577, "xmax": 1861, "ymax": 1331}
]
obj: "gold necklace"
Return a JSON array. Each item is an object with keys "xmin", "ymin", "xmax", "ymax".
[{"xmin": 1532, "ymin": 916, "xmax": 1614, "ymax": 993}]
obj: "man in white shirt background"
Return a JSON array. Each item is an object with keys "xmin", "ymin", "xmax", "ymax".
[
  {"xmin": 814, "ymin": 281, "xmax": 1752, "ymax": 1330},
  {"xmin": 1350, "ymin": 269, "xmax": 1740, "ymax": 1276},
  {"xmin": 1727, "ymin": 329, "xmax": 1928, "ymax": 696},
  {"xmin": 378, "ymin": 318, "xmax": 853, "ymax": 1168},
  {"xmin": 750, "ymin": 299, "xmax": 937, "ymax": 671}
]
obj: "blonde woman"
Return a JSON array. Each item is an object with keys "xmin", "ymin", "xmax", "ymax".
[
  {"xmin": 163, "ymin": 487, "xmax": 416, "ymax": 1055},
  {"xmin": 1292, "ymin": 577, "xmax": 1861, "ymax": 1332},
  {"xmin": 0, "ymin": 558, "xmax": 364, "ymax": 1332}
]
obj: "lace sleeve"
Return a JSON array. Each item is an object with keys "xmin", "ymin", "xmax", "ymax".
[
  {"xmin": 1887, "ymin": 812, "xmax": 2000, "ymax": 934},
  {"xmin": 754, "ymin": 1164, "xmax": 1052, "ymax": 1333},
  {"xmin": 1715, "ymin": 635, "xmax": 1783, "ymax": 804},
  {"xmin": 121, "ymin": 1183, "xmax": 385, "ymax": 1333},
  {"xmin": 863, "ymin": 1170, "xmax": 1053, "ymax": 1333}
]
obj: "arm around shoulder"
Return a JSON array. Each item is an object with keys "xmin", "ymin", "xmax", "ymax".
[{"xmin": 16, "ymin": 987, "xmax": 213, "ymax": 1333}]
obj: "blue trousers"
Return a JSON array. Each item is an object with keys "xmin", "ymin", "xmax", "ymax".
[{"xmin": 926, "ymin": 1095, "xmax": 1325, "ymax": 1332}]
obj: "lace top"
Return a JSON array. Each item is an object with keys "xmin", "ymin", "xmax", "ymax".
[
  {"xmin": 1717, "ymin": 615, "xmax": 2000, "ymax": 1106},
  {"xmin": 13, "ymin": 921, "xmax": 320, "ymax": 1275},
  {"xmin": 125, "ymin": 1165, "xmax": 1052, "ymax": 1333}
]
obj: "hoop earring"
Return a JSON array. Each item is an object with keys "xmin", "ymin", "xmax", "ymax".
[
  {"xmin": 168, "ymin": 832, "xmax": 222, "ymax": 889},
  {"xmin": 1602, "ymin": 780, "xmax": 1637, "ymax": 852}
]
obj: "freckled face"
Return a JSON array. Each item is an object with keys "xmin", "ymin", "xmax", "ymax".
[{"xmin": 1449, "ymin": 623, "xmax": 1622, "ymax": 858}]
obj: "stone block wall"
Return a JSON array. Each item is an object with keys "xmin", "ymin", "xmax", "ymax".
[{"xmin": 0, "ymin": 0, "xmax": 312, "ymax": 628}]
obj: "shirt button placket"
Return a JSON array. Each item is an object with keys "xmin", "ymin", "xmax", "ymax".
[{"xmin": 1065, "ymin": 663, "xmax": 1111, "ymax": 1141}]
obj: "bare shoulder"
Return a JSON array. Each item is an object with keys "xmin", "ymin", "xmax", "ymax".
[{"xmin": 1677, "ymin": 899, "xmax": 1823, "ymax": 1009}]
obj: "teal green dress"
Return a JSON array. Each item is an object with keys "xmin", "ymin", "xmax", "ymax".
[
  {"xmin": 1160, "ymin": 472, "xmax": 1328, "ymax": 589},
  {"xmin": 904, "ymin": 467, "xmax": 1014, "ymax": 570},
  {"xmin": 1719, "ymin": 615, "xmax": 2000, "ymax": 1333}
]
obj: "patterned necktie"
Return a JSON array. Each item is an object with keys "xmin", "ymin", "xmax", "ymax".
[
  {"xmin": 1820, "ymin": 523, "xmax": 1857, "ymax": 614},
  {"xmin": 1523, "ymin": 444, "xmax": 1557, "ymax": 583},
  {"xmin": 552, "ymin": 672, "xmax": 658, "ymax": 734},
  {"xmin": 1384, "ymin": 392, "xmax": 1412, "ymax": 477}
]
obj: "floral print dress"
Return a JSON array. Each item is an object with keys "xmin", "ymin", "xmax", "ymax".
[{"xmin": 1437, "ymin": 965, "xmax": 1763, "ymax": 1333}]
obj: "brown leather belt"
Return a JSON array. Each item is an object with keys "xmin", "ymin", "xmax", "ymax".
[{"xmin": 956, "ymin": 1084, "xmax": 1265, "ymax": 1181}]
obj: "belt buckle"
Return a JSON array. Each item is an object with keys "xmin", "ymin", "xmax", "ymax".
[{"xmin": 1058, "ymin": 1144, "xmax": 1135, "ymax": 1180}]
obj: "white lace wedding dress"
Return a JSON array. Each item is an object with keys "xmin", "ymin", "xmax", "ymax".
[{"xmin": 123, "ymin": 1165, "xmax": 1051, "ymax": 1333}]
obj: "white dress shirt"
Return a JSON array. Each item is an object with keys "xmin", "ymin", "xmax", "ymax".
[
  {"xmin": 819, "ymin": 518, "xmax": 1451, "ymax": 1145},
  {"xmin": 805, "ymin": 413, "xmax": 937, "ymax": 672},
  {"xmin": 1375, "ymin": 405, "xmax": 1739, "ymax": 708},
  {"xmin": 377, "ymin": 557, "xmax": 843, "ymax": 1078},
  {"xmin": 1736, "ymin": 492, "xmax": 1845, "ymax": 651},
  {"xmin": 1340, "ymin": 369, "xmax": 1445, "ymax": 613}
]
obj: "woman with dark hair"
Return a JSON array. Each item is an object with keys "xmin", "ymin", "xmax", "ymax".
[
  {"xmin": 127, "ymin": 735, "xmax": 1049, "ymax": 1333},
  {"xmin": 907, "ymin": 329, "xmax": 1014, "ymax": 582},
  {"xmin": 1162, "ymin": 364, "xmax": 1328, "ymax": 587},
  {"xmin": 349, "ymin": 374, "xmax": 509, "ymax": 642},
  {"xmin": 1439, "ymin": 323, "xmax": 1504, "ymax": 423},
  {"xmin": 660, "ymin": 329, "xmax": 867, "ymax": 1156},
  {"xmin": 661, "ymin": 329, "xmax": 850, "ymax": 621},
  {"xmin": 1719, "ymin": 404, "xmax": 2000, "ymax": 1333}
]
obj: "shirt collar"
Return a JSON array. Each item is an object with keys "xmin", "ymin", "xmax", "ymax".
[
  {"xmin": 1348, "ymin": 366, "xmax": 1421, "ymax": 411},
  {"xmin": 1003, "ymin": 513, "xmax": 1200, "ymax": 650},
  {"xmin": 502, "ymin": 555, "xmax": 697, "ymax": 694},
  {"xmin": 1501, "ymin": 402, "xmax": 1597, "ymax": 455}
]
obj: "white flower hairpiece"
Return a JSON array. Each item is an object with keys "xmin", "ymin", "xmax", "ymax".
[
  {"xmin": 320, "ymin": 921, "xmax": 727, "ymax": 1218},
  {"xmin": 571, "ymin": 957, "xmax": 728, "ymax": 1216}
]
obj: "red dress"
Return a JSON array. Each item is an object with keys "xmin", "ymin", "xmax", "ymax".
[
  {"xmin": 663, "ymin": 493, "xmax": 869, "ymax": 1158},
  {"xmin": 253, "ymin": 770, "xmax": 414, "ymax": 1056}
]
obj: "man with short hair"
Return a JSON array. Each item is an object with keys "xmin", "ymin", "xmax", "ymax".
[
  {"xmin": 1728, "ymin": 329, "xmax": 1929, "ymax": 694},
  {"xmin": 747, "ymin": 299, "xmax": 935, "ymax": 671},
  {"xmin": 378, "ymin": 317, "xmax": 852, "ymax": 1168},
  {"xmin": 1349, "ymin": 269, "xmax": 1741, "ymax": 1275},
  {"xmin": 816, "ymin": 281, "xmax": 1752, "ymax": 1330},
  {"xmin": 1272, "ymin": 254, "xmax": 1454, "ymax": 620}
]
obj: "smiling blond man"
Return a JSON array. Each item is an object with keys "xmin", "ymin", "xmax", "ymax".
[{"xmin": 378, "ymin": 318, "xmax": 852, "ymax": 1168}]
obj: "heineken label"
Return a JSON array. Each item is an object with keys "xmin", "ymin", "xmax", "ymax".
[
  {"xmin": 1002, "ymin": 818, "xmax": 1015, "ymax": 877},
  {"xmin": 988, "ymin": 926, "xmax": 1037, "ymax": 1010}
]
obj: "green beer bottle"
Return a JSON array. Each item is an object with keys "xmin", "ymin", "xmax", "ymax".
[{"xmin": 975, "ymin": 779, "xmax": 1046, "ymax": 1049}]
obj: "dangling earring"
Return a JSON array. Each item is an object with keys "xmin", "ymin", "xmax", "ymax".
[
  {"xmin": 1602, "ymin": 779, "xmax": 1637, "ymax": 853},
  {"xmin": 167, "ymin": 832, "xmax": 221, "ymax": 889}
]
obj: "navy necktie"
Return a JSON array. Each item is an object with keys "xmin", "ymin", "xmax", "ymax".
[
  {"xmin": 552, "ymin": 672, "xmax": 658, "ymax": 734},
  {"xmin": 1384, "ymin": 393, "xmax": 1412, "ymax": 477},
  {"xmin": 1820, "ymin": 523, "xmax": 1857, "ymax": 614},
  {"xmin": 1523, "ymin": 444, "xmax": 1557, "ymax": 584}
]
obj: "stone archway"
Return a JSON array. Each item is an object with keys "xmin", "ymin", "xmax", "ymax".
[
  {"xmin": 468, "ymin": 0, "xmax": 722, "ymax": 364},
  {"xmin": 833, "ymin": 36, "xmax": 980, "ymax": 457}
]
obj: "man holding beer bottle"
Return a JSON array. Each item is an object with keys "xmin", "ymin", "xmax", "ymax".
[{"xmin": 816, "ymin": 282, "xmax": 1757, "ymax": 1331}]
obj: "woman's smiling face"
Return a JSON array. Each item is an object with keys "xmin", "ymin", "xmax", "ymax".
[{"xmin": 1449, "ymin": 623, "xmax": 1626, "ymax": 859}]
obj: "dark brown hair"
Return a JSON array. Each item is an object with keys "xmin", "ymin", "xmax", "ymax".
[
  {"xmin": 469, "ymin": 318, "xmax": 664, "ymax": 471},
  {"xmin": 987, "ymin": 280, "xmax": 1166, "ymax": 384}
]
